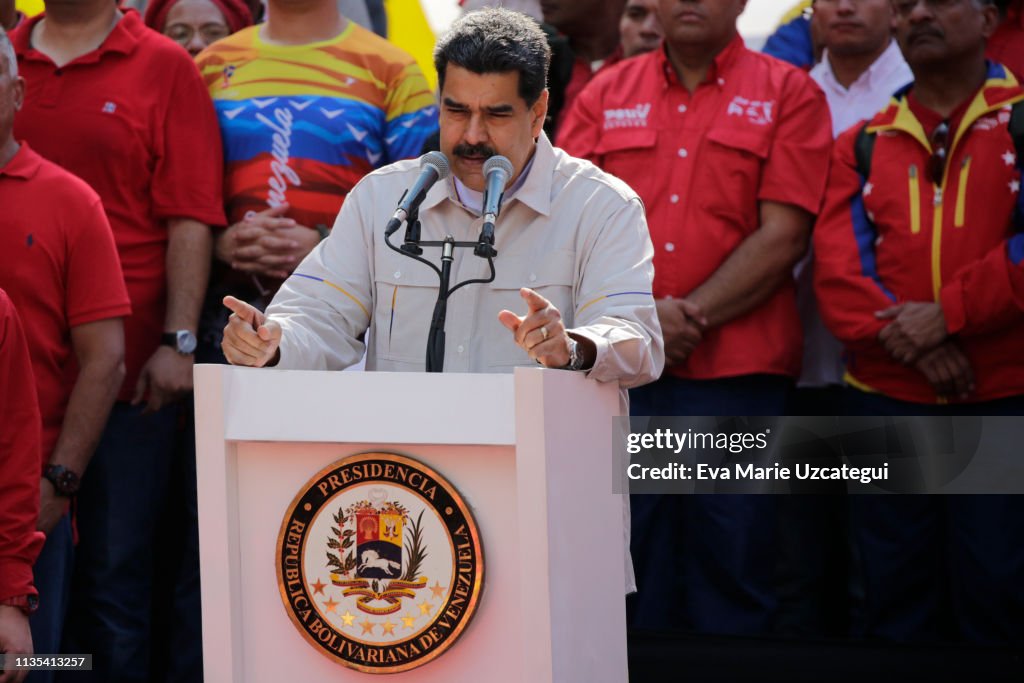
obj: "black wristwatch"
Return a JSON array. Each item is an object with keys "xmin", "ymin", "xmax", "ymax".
[
  {"xmin": 44, "ymin": 464, "xmax": 81, "ymax": 497},
  {"xmin": 161, "ymin": 330, "xmax": 197, "ymax": 355}
]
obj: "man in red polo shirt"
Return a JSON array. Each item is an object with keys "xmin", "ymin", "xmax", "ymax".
[
  {"xmin": 10, "ymin": 1, "xmax": 225, "ymax": 679},
  {"xmin": 0, "ymin": 25, "xmax": 130, "ymax": 680},
  {"xmin": 0, "ymin": 289, "xmax": 44, "ymax": 683},
  {"xmin": 558, "ymin": 0, "xmax": 832, "ymax": 633}
]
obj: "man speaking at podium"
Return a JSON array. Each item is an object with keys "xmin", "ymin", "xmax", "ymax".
[{"xmin": 220, "ymin": 8, "xmax": 664, "ymax": 395}]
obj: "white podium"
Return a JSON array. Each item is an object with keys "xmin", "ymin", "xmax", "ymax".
[{"xmin": 194, "ymin": 365, "xmax": 628, "ymax": 682}]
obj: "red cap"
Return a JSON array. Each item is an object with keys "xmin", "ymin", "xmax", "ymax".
[{"xmin": 144, "ymin": 0, "xmax": 254, "ymax": 36}]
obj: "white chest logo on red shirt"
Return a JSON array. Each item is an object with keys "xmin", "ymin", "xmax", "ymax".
[
  {"xmin": 102, "ymin": 102, "xmax": 117, "ymax": 114},
  {"xmin": 727, "ymin": 96, "xmax": 774, "ymax": 126},
  {"xmin": 603, "ymin": 103, "xmax": 652, "ymax": 130}
]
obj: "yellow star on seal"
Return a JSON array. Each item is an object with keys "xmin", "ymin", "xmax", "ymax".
[
  {"xmin": 429, "ymin": 581, "xmax": 446, "ymax": 599},
  {"xmin": 310, "ymin": 579, "xmax": 326, "ymax": 595},
  {"xmin": 401, "ymin": 613, "xmax": 417, "ymax": 629},
  {"xmin": 418, "ymin": 600, "xmax": 433, "ymax": 616},
  {"xmin": 323, "ymin": 597, "xmax": 339, "ymax": 613},
  {"xmin": 380, "ymin": 619, "xmax": 396, "ymax": 636},
  {"xmin": 360, "ymin": 618, "xmax": 376, "ymax": 635},
  {"xmin": 340, "ymin": 610, "xmax": 356, "ymax": 627}
]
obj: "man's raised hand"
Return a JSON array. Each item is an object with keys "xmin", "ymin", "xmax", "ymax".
[
  {"xmin": 221, "ymin": 296, "xmax": 282, "ymax": 367},
  {"xmin": 498, "ymin": 288, "xmax": 572, "ymax": 368}
]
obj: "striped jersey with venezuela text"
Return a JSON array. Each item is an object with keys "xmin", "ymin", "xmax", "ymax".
[{"xmin": 196, "ymin": 21, "xmax": 438, "ymax": 231}]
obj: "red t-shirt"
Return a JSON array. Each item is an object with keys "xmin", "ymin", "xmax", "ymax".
[
  {"xmin": 987, "ymin": 1, "xmax": 1024, "ymax": 80},
  {"xmin": 11, "ymin": 10, "xmax": 226, "ymax": 400},
  {"xmin": 0, "ymin": 289, "xmax": 45, "ymax": 601},
  {"xmin": 0, "ymin": 144, "xmax": 131, "ymax": 459},
  {"xmin": 558, "ymin": 37, "xmax": 833, "ymax": 380}
]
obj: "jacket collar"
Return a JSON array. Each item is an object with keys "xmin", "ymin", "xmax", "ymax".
[{"xmin": 867, "ymin": 61, "xmax": 1024, "ymax": 152}]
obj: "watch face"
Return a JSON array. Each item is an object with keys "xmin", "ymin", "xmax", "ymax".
[
  {"xmin": 46, "ymin": 466, "xmax": 80, "ymax": 495},
  {"xmin": 565, "ymin": 338, "xmax": 582, "ymax": 371},
  {"xmin": 58, "ymin": 471, "xmax": 77, "ymax": 492},
  {"xmin": 176, "ymin": 330, "xmax": 198, "ymax": 354}
]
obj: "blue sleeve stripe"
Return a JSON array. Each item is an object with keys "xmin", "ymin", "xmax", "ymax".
[
  {"xmin": 851, "ymin": 177, "xmax": 898, "ymax": 302},
  {"xmin": 292, "ymin": 273, "xmax": 370, "ymax": 318},
  {"xmin": 577, "ymin": 291, "xmax": 653, "ymax": 315}
]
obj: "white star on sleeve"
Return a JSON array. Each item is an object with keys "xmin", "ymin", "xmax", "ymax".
[
  {"xmin": 1011, "ymin": 179, "xmax": 1021, "ymax": 194},
  {"xmin": 1003, "ymin": 150, "xmax": 1017, "ymax": 167},
  {"xmin": 863, "ymin": 182, "xmax": 874, "ymax": 197}
]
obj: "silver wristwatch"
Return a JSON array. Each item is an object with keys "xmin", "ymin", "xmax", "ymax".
[
  {"xmin": 161, "ymin": 330, "xmax": 198, "ymax": 355},
  {"xmin": 563, "ymin": 337, "xmax": 585, "ymax": 371}
]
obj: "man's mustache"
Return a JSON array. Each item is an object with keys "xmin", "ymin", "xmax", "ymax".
[
  {"xmin": 453, "ymin": 143, "xmax": 497, "ymax": 158},
  {"xmin": 907, "ymin": 27, "xmax": 944, "ymax": 43}
]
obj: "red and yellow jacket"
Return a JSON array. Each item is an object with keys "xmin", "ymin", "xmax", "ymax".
[{"xmin": 814, "ymin": 63, "xmax": 1024, "ymax": 404}]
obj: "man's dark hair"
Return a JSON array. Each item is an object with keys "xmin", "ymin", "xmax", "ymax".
[{"xmin": 434, "ymin": 8, "xmax": 551, "ymax": 106}]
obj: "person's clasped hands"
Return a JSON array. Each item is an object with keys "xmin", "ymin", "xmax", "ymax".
[{"xmin": 215, "ymin": 203, "xmax": 321, "ymax": 279}]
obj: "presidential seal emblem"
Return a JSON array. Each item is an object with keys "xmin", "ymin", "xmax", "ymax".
[{"xmin": 276, "ymin": 453, "xmax": 484, "ymax": 674}]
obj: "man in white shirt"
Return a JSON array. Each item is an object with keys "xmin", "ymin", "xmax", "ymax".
[
  {"xmin": 794, "ymin": 0, "xmax": 913, "ymax": 410},
  {"xmin": 221, "ymin": 8, "xmax": 663, "ymax": 392},
  {"xmin": 221, "ymin": 9, "xmax": 662, "ymax": 597}
]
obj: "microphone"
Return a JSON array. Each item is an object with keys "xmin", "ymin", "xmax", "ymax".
[
  {"xmin": 476, "ymin": 155, "xmax": 513, "ymax": 257},
  {"xmin": 385, "ymin": 152, "xmax": 450, "ymax": 236}
]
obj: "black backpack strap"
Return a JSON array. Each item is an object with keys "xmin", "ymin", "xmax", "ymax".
[
  {"xmin": 1011, "ymin": 101, "xmax": 1024, "ymax": 229},
  {"xmin": 853, "ymin": 122, "xmax": 876, "ymax": 182},
  {"xmin": 1011, "ymin": 100, "xmax": 1024, "ymax": 167}
]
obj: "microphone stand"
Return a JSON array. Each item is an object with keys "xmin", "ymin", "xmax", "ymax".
[
  {"xmin": 384, "ymin": 204, "xmax": 496, "ymax": 373},
  {"xmin": 400, "ymin": 204, "xmax": 423, "ymax": 256}
]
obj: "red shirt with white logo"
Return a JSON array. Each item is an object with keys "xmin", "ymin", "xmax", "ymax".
[
  {"xmin": 11, "ymin": 10, "xmax": 226, "ymax": 400},
  {"xmin": 0, "ymin": 144, "xmax": 131, "ymax": 460},
  {"xmin": 558, "ymin": 37, "xmax": 832, "ymax": 380}
]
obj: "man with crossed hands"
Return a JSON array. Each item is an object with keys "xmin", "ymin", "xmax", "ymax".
[{"xmin": 221, "ymin": 8, "xmax": 662, "ymax": 397}]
